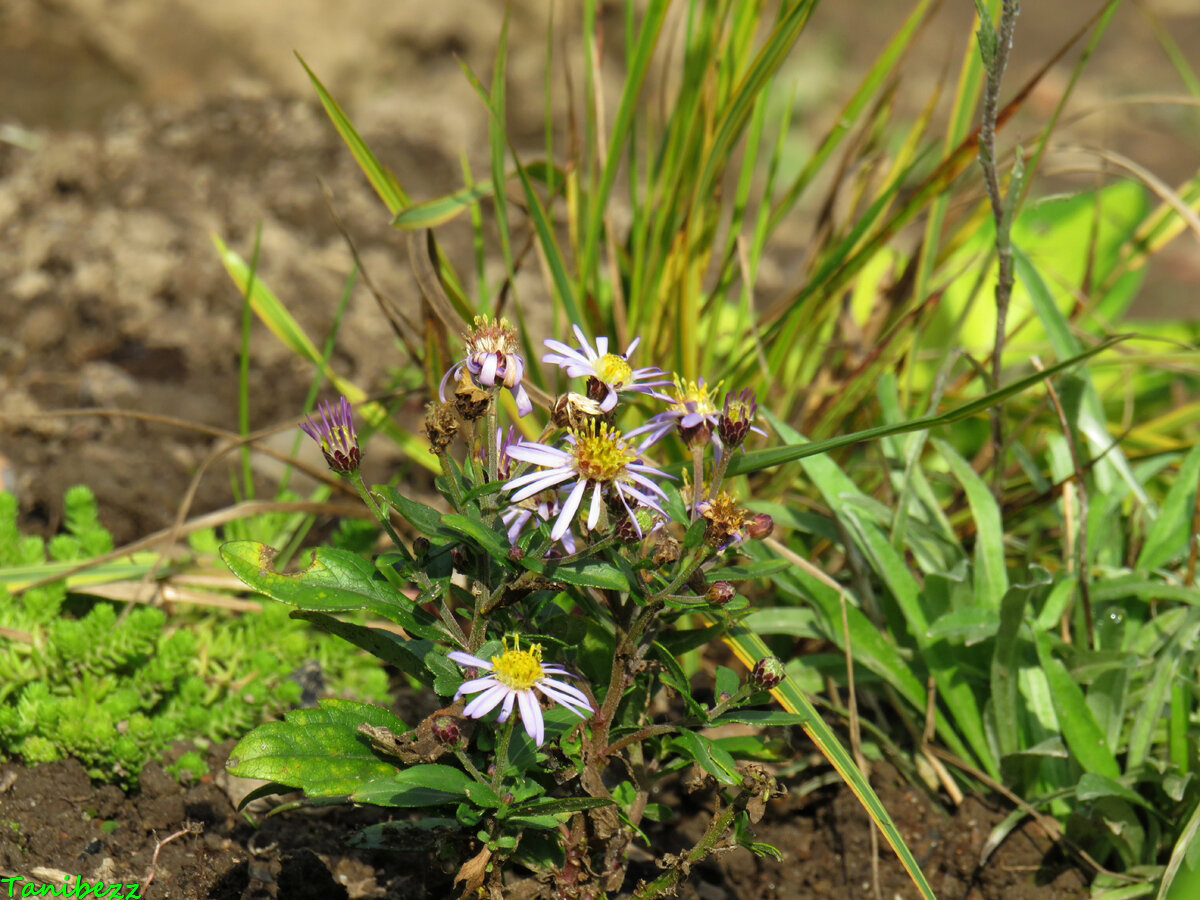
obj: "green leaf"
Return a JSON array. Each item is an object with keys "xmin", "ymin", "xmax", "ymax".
[
  {"xmin": 297, "ymin": 54, "xmax": 408, "ymax": 215},
  {"xmin": 352, "ymin": 765, "xmax": 471, "ymax": 808},
  {"xmin": 1137, "ymin": 442, "xmax": 1200, "ymax": 571},
  {"xmin": 226, "ymin": 699, "xmax": 405, "ymax": 797},
  {"xmin": 220, "ymin": 541, "xmax": 447, "ymax": 640},
  {"xmin": 290, "ymin": 610, "xmax": 434, "ymax": 687},
  {"xmin": 710, "ymin": 710, "xmax": 809, "ymax": 727},
  {"xmin": 440, "ymin": 513, "xmax": 511, "ymax": 559},
  {"xmin": 667, "ymin": 731, "xmax": 740, "ymax": 786},
  {"xmin": 933, "ymin": 439, "xmax": 1007, "ymax": 608},
  {"xmin": 377, "ymin": 486, "xmax": 446, "ymax": 537},
  {"xmin": 1076, "ymin": 773, "xmax": 1157, "ymax": 814},
  {"xmin": 392, "ymin": 183, "xmax": 495, "ymax": 229},
  {"xmin": 509, "ymin": 796, "xmax": 614, "ymax": 817},
  {"xmin": 524, "ymin": 555, "xmax": 630, "ymax": 592},
  {"xmin": 1034, "ymin": 631, "xmax": 1120, "ymax": 779}
]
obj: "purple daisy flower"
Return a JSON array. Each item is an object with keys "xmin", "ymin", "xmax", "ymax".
[
  {"xmin": 439, "ymin": 316, "xmax": 532, "ymax": 417},
  {"xmin": 542, "ymin": 325, "xmax": 670, "ymax": 413},
  {"xmin": 448, "ymin": 637, "xmax": 593, "ymax": 747},
  {"xmin": 492, "ymin": 427, "xmax": 578, "ymax": 554},
  {"xmin": 503, "ymin": 421, "xmax": 670, "ymax": 541}
]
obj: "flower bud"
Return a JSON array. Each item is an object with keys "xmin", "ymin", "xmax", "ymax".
[
  {"xmin": 431, "ymin": 716, "xmax": 462, "ymax": 746},
  {"xmin": 750, "ymin": 656, "xmax": 785, "ymax": 691},
  {"xmin": 718, "ymin": 389, "xmax": 758, "ymax": 450},
  {"xmin": 746, "ymin": 513, "xmax": 774, "ymax": 541},
  {"xmin": 413, "ymin": 537, "xmax": 431, "ymax": 557},
  {"xmin": 507, "ymin": 545, "xmax": 525, "ymax": 563},
  {"xmin": 706, "ymin": 581, "xmax": 736, "ymax": 605}
]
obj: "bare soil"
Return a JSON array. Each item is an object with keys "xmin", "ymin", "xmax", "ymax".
[{"xmin": 0, "ymin": 740, "xmax": 1087, "ymax": 900}]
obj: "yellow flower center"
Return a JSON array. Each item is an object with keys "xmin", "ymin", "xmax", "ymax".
[
  {"xmin": 491, "ymin": 637, "xmax": 544, "ymax": 690},
  {"xmin": 669, "ymin": 376, "xmax": 721, "ymax": 415},
  {"xmin": 571, "ymin": 422, "xmax": 636, "ymax": 483},
  {"xmin": 595, "ymin": 353, "xmax": 633, "ymax": 386}
]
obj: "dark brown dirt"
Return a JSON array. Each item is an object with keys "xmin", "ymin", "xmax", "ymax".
[{"xmin": 0, "ymin": 739, "xmax": 1088, "ymax": 900}]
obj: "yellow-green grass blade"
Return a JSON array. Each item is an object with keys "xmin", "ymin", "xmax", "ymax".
[
  {"xmin": 297, "ymin": 54, "xmax": 408, "ymax": 216},
  {"xmin": 0, "ymin": 554, "xmax": 160, "ymax": 592},
  {"xmin": 726, "ymin": 335, "xmax": 1127, "ymax": 478},
  {"xmin": 392, "ymin": 183, "xmax": 495, "ymax": 230},
  {"xmin": 213, "ymin": 235, "xmax": 439, "ymax": 474},
  {"xmin": 716, "ymin": 619, "xmax": 936, "ymax": 900}
]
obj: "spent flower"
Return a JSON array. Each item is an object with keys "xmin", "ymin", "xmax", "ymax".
[
  {"xmin": 300, "ymin": 396, "xmax": 361, "ymax": 475},
  {"xmin": 448, "ymin": 637, "xmax": 592, "ymax": 747},
  {"xmin": 543, "ymin": 325, "xmax": 669, "ymax": 413},
  {"xmin": 504, "ymin": 421, "xmax": 669, "ymax": 540},
  {"xmin": 440, "ymin": 316, "xmax": 532, "ymax": 416},
  {"xmin": 639, "ymin": 376, "xmax": 724, "ymax": 453},
  {"xmin": 717, "ymin": 388, "xmax": 765, "ymax": 450}
]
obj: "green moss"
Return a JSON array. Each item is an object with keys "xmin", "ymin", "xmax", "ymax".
[{"xmin": 0, "ymin": 487, "xmax": 390, "ymax": 788}]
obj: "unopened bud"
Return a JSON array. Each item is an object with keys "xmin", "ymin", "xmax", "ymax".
[
  {"xmin": 507, "ymin": 545, "xmax": 525, "ymax": 563},
  {"xmin": 451, "ymin": 546, "xmax": 470, "ymax": 572},
  {"xmin": 431, "ymin": 716, "xmax": 462, "ymax": 746},
  {"xmin": 706, "ymin": 581, "xmax": 736, "ymax": 605},
  {"xmin": 413, "ymin": 537, "xmax": 431, "ymax": 557},
  {"xmin": 746, "ymin": 513, "xmax": 774, "ymax": 540},
  {"xmin": 750, "ymin": 656, "xmax": 785, "ymax": 691}
]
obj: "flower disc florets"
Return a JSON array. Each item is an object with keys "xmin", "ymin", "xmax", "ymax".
[
  {"xmin": 640, "ymin": 376, "xmax": 724, "ymax": 451},
  {"xmin": 491, "ymin": 638, "xmax": 545, "ymax": 690},
  {"xmin": 300, "ymin": 396, "xmax": 361, "ymax": 475},
  {"xmin": 543, "ymin": 325, "xmax": 670, "ymax": 413},
  {"xmin": 439, "ymin": 315, "xmax": 532, "ymax": 417},
  {"xmin": 504, "ymin": 422, "xmax": 670, "ymax": 540}
]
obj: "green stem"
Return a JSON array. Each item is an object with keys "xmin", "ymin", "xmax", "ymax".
[
  {"xmin": 455, "ymin": 747, "xmax": 488, "ymax": 784},
  {"xmin": 491, "ymin": 715, "xmax": 517, "ymax": 793},
  {"xmin": 633, "ymin": 799, "xmax": 740, "ymax": 899},
  {"xmin": 347, "ymin": 470, "xmax": 412, "ymax": 563}
]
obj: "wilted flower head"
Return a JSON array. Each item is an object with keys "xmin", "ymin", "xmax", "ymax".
[
  {"xmin": 300, "ymin": 396, "xmax": 361, "ymax": 475},
  {"xmin": 504, "ymin": 421, "xmax": 669, "ymax": 540},
  {"xmin": 440, "ymin": 315, "xmax": 532, "ymax": 417},
  {"xmin": 448, "ymin": 637, "xmax": 593, "ymax": 747},
  {"xmin": 543, "ymin": 325, "xmax": 670, "ymax": 413},
  {"xmin": 696, "ymin": 490, "xmax": 748, "ymax": 551}
]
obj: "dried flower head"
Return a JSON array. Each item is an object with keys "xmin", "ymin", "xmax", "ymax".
[
  {"xmin": 697, "ymin": 491, "xmax": 748, "ymax": 551},
  {"xmin": 424, "ymin": 401, "xmax": 460, "ymax": 453},
  {"xmin": 439, "ymin": 315, "xmax": 532, "ymax": 417},
  {"xmin": 448, "ymin": 637, "xmax": 593, "ymax": 747},
  {"xmin": 300, "ymin": 396, "xmax": 361, "ymax": 475}
]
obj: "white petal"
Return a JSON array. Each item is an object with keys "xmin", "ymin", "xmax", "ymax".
[
  {"xmin": 586, "ymin": 483, "xmax": 604, "ymax": 531},
  {"xmin": 599, "ymin": 389, "xmax": 618, "ymax": 412},
  {"xmin": 538, "ymin": 677, "xmax": 592, "ymax": 709},
  {"xmin": 514, "ymin": 384, "xmax": 533, "ymax": 417},
  {"xmin": 455, "ymin": 675, "xmax": 501, "ymax": 697},
  {"xmin": 511, "ymin": 471, "xmax": 574, "ymax": 503},
  {"xmin": 596, "ymin": 336, "xmax": 608, "ymax": 356},
  {"xmin": 448, "ymin": 651, "xmax": 493, "ymax": 670},
  {"xmin": 624, "ymin": 336, "xmax": 641, "ymax": 356},
  {"xmin": 479, "ymin": 354, "xmax": 499, "ymax": 386},
  {"xmin": 506, "ymin": 443, "xmax": 569, "ymax": 466},
  {"xmin": 463, "ymin": 684, "xmax": 510, "ymax": 719},
  {"xmin": 536, "ymin": 681, "xmax": 592, "ymax": 716},
  {"xmin": 552, "ymin": 479, "xmax": 588, "ymax": 540},
  {"xmin": 497, "ymin": 689, "xmax": 517, "ymax": 723},
  {"xmin": 518, "ymin": 690, "xmax": 544, "ymax": 746}
]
